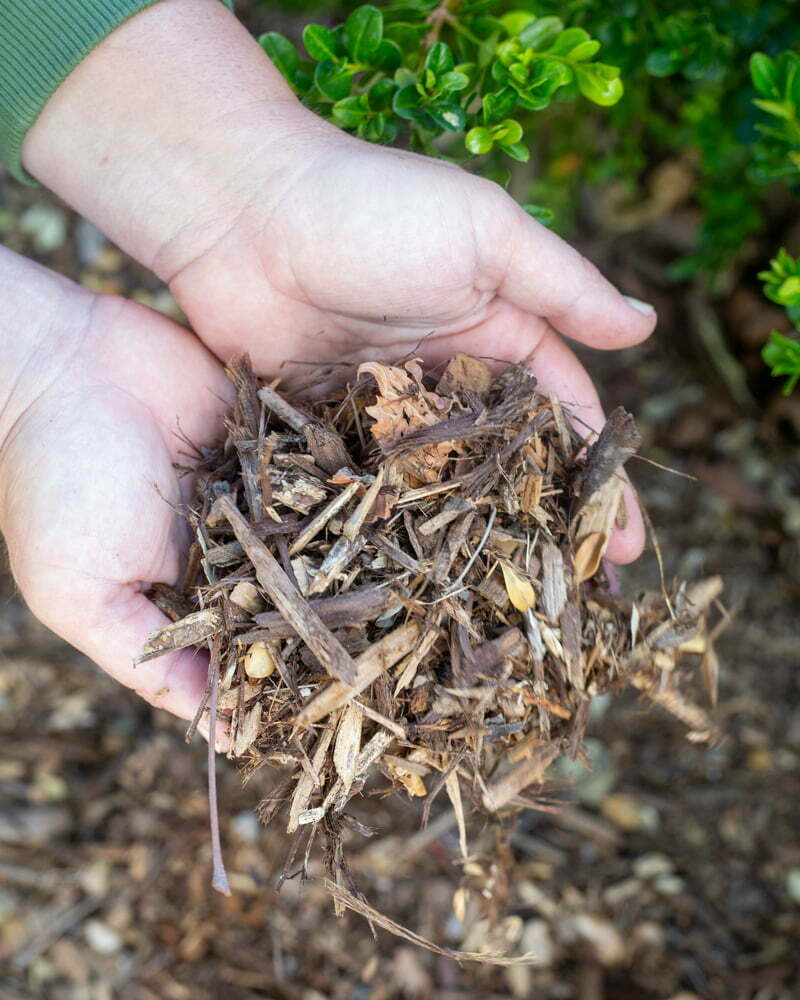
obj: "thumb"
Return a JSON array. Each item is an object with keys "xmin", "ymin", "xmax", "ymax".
[
  {"xmin": 42, "ymin": 583, "xmax": 210, "ymax": 725},
  {"xmin": 476, "ymin": 186, "xmax": 657, "ymax": 349}
]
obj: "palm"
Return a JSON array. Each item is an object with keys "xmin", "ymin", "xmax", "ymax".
[
  {"xmin": 169, "ymin": 136, "xmax": 654, "ymax": 562},
  {"xmin": 2, "ymin": 297, "xmax": 232, "ymax": 722}
]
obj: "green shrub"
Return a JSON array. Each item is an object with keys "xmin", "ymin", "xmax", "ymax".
[{"xmin": 259, "ymin": 1, "xmax": 800, "ymax": 389}]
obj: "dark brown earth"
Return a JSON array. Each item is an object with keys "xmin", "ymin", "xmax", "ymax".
[{"xmin": 1, "ymin": 15, "xmax": 800, "ymax": 998}]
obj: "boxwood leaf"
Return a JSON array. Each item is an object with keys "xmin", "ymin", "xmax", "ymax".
[
  {"xmin": 259, "ymin": 33, "xmax": 299, "ymax": 83},
  {"xmin": 393, "ymin": 84, "xmax": 423, "ymax": 119},
  {"xmin": 343, "ymin": 5, "xmax": 383, "ymax": 62},
  {"xmin": 303, "ymin": 25, "xmax": 341, "ymax": 63},
  {"xmin": 575, "ymin": 63, "xmax": 623, "ymax": 106},
  {"xmin": 425, "ymin": 42, "xmax": 455, "ymax": 76},
  {"xmin": 465, "ymin": 126, "xmax": 494, "ymax": 154},
  {"xmin": 427, "ymin": 102, "xmax": 466, "ymax": 132},
  {"xmin": 315, "ymin": 60, "xmax": 355, "ymax": 100},
  {"xmin": 518, "ymin": 16, "xmax": 564, "ymax": 51}
]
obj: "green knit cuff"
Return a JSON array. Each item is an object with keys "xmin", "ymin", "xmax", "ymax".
[{"xmin": 0, "ymin": 0, "xmax": 235, "ymax": 185}]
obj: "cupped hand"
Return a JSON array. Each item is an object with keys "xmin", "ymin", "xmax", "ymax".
[
  {"xmin": 0, "ymin": 263, "xmax": 232, "ymax": 724},
  {"xmin": 165, "ymin": 129, "xmax": 655, "ymax": 561},
  {"xmin": 22, "ymin": 0, "xmax": 655, "ymax": 562}
]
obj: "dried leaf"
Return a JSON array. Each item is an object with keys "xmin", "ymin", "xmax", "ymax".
[
  {"xmin": 435, "ymin": 353, "xmax": 493, "ymax": 396},
  {"xmin": 388, "ymin": 763, "xmax": 427, "ymax": 798},
  {"xmin": 500, "ymin": 562, "xmax": 536, "ymax": 612},
  {"xmin": 573, "ymin": 532, "xmax": 607, "ymax": 584},
  {"xmin": 359, "ymin": 360, "xmax": 452, "ymax": 484}
]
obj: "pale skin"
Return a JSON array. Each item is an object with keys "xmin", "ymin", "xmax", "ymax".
[
  {"xmin": 0, "ymin": 248, "xmax": 232, "ymax": 728},
  {"xmin": 1, "ymin": 0, "xmax": 656, "ymax": 726}
]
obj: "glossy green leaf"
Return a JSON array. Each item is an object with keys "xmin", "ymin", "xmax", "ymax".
[
  {"xmin": 438, "ymin": 71, "xmax": 470, "ymax": 94},
  {"xmin": 518, "ymin": 16, "xmax": 563, "ymax": 51},
  {"xmin": 568, "ymin": 39, "xmax": 601, "ymax": 62},
  {"xmin": 546, "ymin": 27, "xmax": 591, "ymax": 58},
  {"xmin": 376, "ymin": 39, "xmax": 403, "ymax": 71},
  {"xmin": 575, "ymin": 63, "xmax": 623, "ymax": 106},
  {"xmin": 384, "ymin": 22, "xmax": 426, "ymax": 54},
  {"xmin": 332, "ymin": 95, "xmax": 369, "ymax": 127},
  {"xmin": 425, "ymin": 42, "xmax": 455, "ymax": 76},
  {"xmin": 343, "ymin": 5, "xmax": 383, "ymax": 62},
  {"xmin": 503, "ymin": 140, "xmax": 530, "ymax": 162},
  {"xmin": 368, "ymin": 77, "xmax": 397, "ymax": 110},
  {"xmin": 523, "ymin": 203, "xmax": 555, "ymax": 226},
  {"xmin": 753, "ymin": 98, "xmax": 794, "ymax": 121},
  {"xmin": 482, "ymin": 88, "xmax": 517, "ymax": 124},
  {"xmin": 259, "ymin": 33, "xmax": 299, "ymax": 83},
  {"xmin": 427, "ymin": 102, "xmax": 466, "ymax": 132},
  {"xmin": 491, "ymin": 118, "xmax": 523, "ymax": 146},
  {"xmin": 777, "ymin": 275, "xmax": 800, "ymax": 305},
  {"xmin": 500, "ymin": 11, "xmax": 535, "ymax": 37},
  {"xmin": 762, "ymin": 331, "xmax": 800, "ymax": 394},
  {"xmin": 314, "ymin": 60, "xmax": 355, "ymax": 100},
  {"xmin": 303, "ymin": 24, "xmax": 341, "ymax": 63},
  {"xmin": 394, "ymin": 66, "xmax": 417, "ymax": 87},
  {"xmin": 393, "ymin": 84, "xmax": 423, "ymax": 119},
  {"xmin": 465, "ymin": 126, "xmax": 494, "ymax": 155}
]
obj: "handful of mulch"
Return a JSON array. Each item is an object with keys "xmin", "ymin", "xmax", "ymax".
[{"xmin": 139, "ymin": 353, "xmax": 721, "ymax": 959}]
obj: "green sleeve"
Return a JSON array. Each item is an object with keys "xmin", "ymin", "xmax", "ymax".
[{"xmin": 0, "ymin": 0, "xmax": 235, "ymax": 185}]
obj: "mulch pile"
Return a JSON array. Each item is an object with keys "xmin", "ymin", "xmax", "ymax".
[{"xmin": 139, "ymin": 353, "xmax": 721, "ymax": 959}]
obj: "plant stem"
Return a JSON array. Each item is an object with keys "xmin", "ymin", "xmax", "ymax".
[{"xmin": 207, "ymin": 634, "xmax": 231, "ymax": 896}]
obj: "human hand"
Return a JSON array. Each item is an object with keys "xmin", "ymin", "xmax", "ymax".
[
  {"xmin": 23, "ymin": 0, "xmax": 655, "ymax": 563},
  {"xmin": 0, "ymin": 249, "xmax": 232, "ymax": 724}
]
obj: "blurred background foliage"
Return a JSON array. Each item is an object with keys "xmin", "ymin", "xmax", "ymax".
[{"xmin": 257, "ymin": 0, "xmax": 800, "ymax": 283}]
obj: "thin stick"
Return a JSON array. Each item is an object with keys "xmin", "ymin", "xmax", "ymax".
[
  {"xmin": 207, "ymin": 634, "xmax": 230, "ymax": 896},
  {"xmin": 218, "ymin": 494, "xmax": 358, "ymax": 685}
]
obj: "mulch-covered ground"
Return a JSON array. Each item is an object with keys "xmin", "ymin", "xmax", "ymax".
[{"xmin": 2, "ymin": 30, "xmax": 800, "ymax": 999}]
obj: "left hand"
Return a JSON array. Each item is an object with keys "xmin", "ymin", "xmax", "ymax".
[{"xmin": 0, "ymin": 252, "xmax": 233, "ymax": 725}]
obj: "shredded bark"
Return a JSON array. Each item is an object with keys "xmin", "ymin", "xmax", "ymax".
[{"xmin": 140, "ymin": 353, "xmax": 721, "ymax": 958}]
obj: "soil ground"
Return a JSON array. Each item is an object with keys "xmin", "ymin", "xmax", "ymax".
[{"xmin": 1, "ymin": 13, "xmax": 799, "ymax": 997}]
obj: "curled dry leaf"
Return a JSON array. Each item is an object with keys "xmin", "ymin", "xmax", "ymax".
[
  {"xmin": 359, "ymin": 359, "xmax": 453, "ymax": 485},
  {"xmin": 500, "ymin": 562, "xmax": 537, "ymax": 612},
  {"xmin": 573, "ymin": 532, "xmax": 607, "ymax": 584}
]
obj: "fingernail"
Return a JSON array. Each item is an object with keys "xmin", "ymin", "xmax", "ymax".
[{"xmin": 623, "ymin": 295, "xmax": 655, "ymax": 316}]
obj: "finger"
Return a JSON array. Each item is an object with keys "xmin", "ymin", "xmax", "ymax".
[
  {"xmin": 475, "ymin": 187, "xmax": 657, "ymax": 349},
  {"xmin": 525, "ymin": 327, "xmax": 646, "ymax": 565},
  {"xmin": 75, "ymin": 587, "xmax": 210, "ymax": 724}
]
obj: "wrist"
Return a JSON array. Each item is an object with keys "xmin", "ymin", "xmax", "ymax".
[{"xmin": 22, "ymin": 0, "xmax": 327, "ymax": 280}]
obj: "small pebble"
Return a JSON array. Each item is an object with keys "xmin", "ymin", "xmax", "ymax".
[
  {"xmin": 786, "ymin": 868, "xmax": 800, "ymax": 905},
  {"xmin": 0, "ymin": 887, "xmax": 18, "ymax": 920},
  {"xmin": 19, "ymin": 203, "xmax": 68, "ymax": 253},
  {"xmin": 74, "ymin": 217, "xmax": 107, "ymax": 266},
  {"xmin": 601, "ymin": 793, "xmax": 659, "ymax": 832},
  {"xmin": 558, "ymin": 911, "xmax": 625, "ymax": 966},
  {"xmin": 519, "ymin": 918, "xmax": 555, "ymax": 966},
  {"xmin": 84, "ymin": 918, "xmax": 123, "ymax": 955},
  {"xmin": 653, "ymin": 874, "xmax": 685, "ymax": 895},
  {"xmin": 633, "ymin": 852, "xmax": 674, "ymax": 880},
  {"xmin": 555, "ymin": 738, "xmax": 619, "ymax": 806},
  {"xmin": 231, "ymin": 810, "xmax": 261, "ymax": 844}
]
